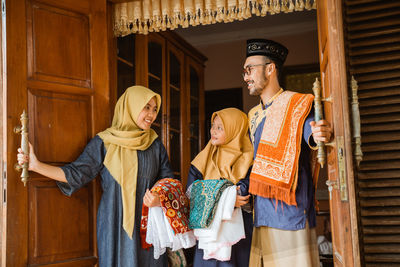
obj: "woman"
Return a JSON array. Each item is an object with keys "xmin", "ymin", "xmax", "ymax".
[{"xmin": 17, "ymin": 86, "xmax": 173, "ymax": 266}]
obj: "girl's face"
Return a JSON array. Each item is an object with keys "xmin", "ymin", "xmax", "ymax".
[
  {"xmin": 210, "ymin": 115, "xmax": 226, "ymax": 146},
  {"xmin": 137, "ymin": 97, "xmax": 158, "ymax": 130}
]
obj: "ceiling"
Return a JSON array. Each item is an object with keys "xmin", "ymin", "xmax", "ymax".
[{"xmin": 174, "ymin": 9, "xmax": 317, "ymax": 47}]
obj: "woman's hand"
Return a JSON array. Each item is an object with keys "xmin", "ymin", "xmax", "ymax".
[
  {"xmin": 143, "ymin": 189, "xmax": 161, "ymax": 207},
  {"xmin": 235, "ymin": 186, "xmax": 250, "ymax": 207},
  {"xmin": 17, "ymin": 143, "xmax": 37, "ymax": 171},
  {"xmin": 17, "ymin": 142, "xmax": 67, "ymax": 182}
]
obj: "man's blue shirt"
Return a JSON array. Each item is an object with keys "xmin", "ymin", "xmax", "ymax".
[{"xmin": 252, "ymin": 101, "xmax": 317, "ymax": 230}]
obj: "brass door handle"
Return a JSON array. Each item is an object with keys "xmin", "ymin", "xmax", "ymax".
[
  {"xmin": 14, "ymin": 110, "xmax": 29, "ymax": 186},
  {"xmin": 312, "ymin": 78, "xmax": 326, "ymax": 168},
  {"xmin": 351, "ymin": 76, "xmax": 363, "ymax": 168}
]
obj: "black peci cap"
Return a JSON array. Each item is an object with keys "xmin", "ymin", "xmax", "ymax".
[{"xmin": 246, "ymin": 39, "xmax": 289, "ymax": 67}]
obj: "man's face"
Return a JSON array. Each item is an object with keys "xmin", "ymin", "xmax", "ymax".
[{"xmin": 243, "ymin": 56, "xmax": 270, "ymax": 96}]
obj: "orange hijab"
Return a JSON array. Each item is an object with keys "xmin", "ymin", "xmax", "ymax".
[{"xmin": 192, "ymin": 108, "xmax": 253, "ymax": 184}]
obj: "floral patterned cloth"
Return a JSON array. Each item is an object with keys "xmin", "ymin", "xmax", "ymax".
[
  {"xmin": 189, "ymin": 179, "xmax": 233, "ymax": 229},
  {"xmin": 141, "ymin": 178, "xmax": 191, "ymax": 249},
  {"xmin": 249, "ymin": 91, "xmax": 314, "ymax": 206}
]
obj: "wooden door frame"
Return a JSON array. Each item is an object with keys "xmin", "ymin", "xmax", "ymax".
[
  {"xmin": 317, "ymin": 0, "xmax": 361, "ymax": 266},
  {"xmin": 0, "ymin": 0, "xmax": 5, "ymax": 264}
]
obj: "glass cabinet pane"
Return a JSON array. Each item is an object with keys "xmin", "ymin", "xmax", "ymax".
[
  {"xmin": 148, "ymin": 41, "xmax": 164, "ymax": 141},
  {"xmin": 189, "ymin": 66, "xmax": 200, "ymax": 160},
  {"xmin": 190, "ymin": 66, "xmax": 199, "ymax": 98},
  {"xmin": 170, "ymin": 130, "xmax": 181, "ymax": 177},
  {"xmin": 117, "ymin": 60, "xmax": 134, "ymax": 98},
  {"xmin": 117, "ymin": 35, "xmax": 134, "ymax": 64},
  {"xmin": 190, "ymin": 98, "xmax": 199, "ymax": 137},
  {"xmin": 149, "ymin": 76, "xmax": 162, "ymax": 126},
  {"xmin": 117, "ymin": 35, "xmax": 135, "ymax": 98},
  {"xmin": 170, "ymin": 87, "xmax": 180, "ymax": 130},
  {"xmin": 168, "ymin": 51, "xmax": 181, "ymax": 175},
  {"xmin": 148, "ymin": 42, "xmax": 162, "ymax": 78},
  {"xmin": 169, "ymin": 52, "xmax": 181, "ymax": 88}
]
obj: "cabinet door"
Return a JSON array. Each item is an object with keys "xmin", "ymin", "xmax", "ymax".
[
  {"xmin": 316, "ymin": 0, "xmax": 361, "ymax": 266},
  {"xmin": 167, "ymin": 43, "xmax": 185, "ymax": 179},
  {"xmin": 146, "ymin": 35, "xmax": 166, "ymax": 139},
  {"xmin": 184, "ymin": 57, "xmax": 205, "ymax": 185}
]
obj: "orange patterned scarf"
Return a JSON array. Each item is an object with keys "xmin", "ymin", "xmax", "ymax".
[
  {"xmin": 140, "ymin": 178, "xmax": 190, "ymax": 249},
  {"xmin": 249, "ymin": 91, "xmax": 314, "ymax": 206}
]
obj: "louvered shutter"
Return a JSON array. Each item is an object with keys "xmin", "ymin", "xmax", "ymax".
[{"xmin": 344, "ymin": 0, "xmax": 400, "ymax": 265}]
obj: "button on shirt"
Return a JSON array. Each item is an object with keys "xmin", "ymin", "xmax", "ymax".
[{"xmin": 252, "ymin": 101, "xmax": 317, "ymax": 230}]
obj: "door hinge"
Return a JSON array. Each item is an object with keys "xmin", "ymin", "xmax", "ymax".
[{"xmin": 337, "ymin": 136, "xmax": 348, "ymax": 201}]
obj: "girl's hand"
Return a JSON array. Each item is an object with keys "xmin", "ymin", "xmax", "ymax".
[
  {"xmin": 143, "ymin": 189, "xmax": 161, "ymax": 207},
  {"xmin": 17, "ymin": 143, "xmax": 37, "ymax": 171},
  {"xmin": 235, "ymin": 185, "xmax": 250, "ymax": 207}
]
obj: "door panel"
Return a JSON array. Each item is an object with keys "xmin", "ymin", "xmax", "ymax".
[
  {"xmin": 6, "ymin": 0, "xmax": 109, "ymax": 266},
  {"xmin": 27, "ymin": 2, "xmax": 91, "ymax": 87},
  {"xmin": 28, "ymin": 90, "xmax": 91, "ymax": 162},
  {"xmin": 28, "ymin": 181, "xmax": 93, "ymax": 264},
  {"xmin": 316, "ymin": 0, "xmax": 361, "ymax": 266}
]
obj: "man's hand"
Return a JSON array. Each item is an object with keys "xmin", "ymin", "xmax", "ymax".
[
  {"xmin": 143, "ymin": 189, "xmax": 161, "ymax": 207},
  {"xmin": 310, "ymin": 120, "xmax": 332, "ymax": 143}
]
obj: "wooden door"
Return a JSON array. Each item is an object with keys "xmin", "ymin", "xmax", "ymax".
[
  {"xmin": 316, "ymin": 0, "xmax": 361, "ymax": 266},
  {"xmin": 4, "ymin": 0, "xmax": 109, "ymax": 266}
]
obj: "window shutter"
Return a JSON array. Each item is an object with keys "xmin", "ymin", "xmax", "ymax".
[{"xmin": 344, "ymin": 0, "xmax": 400, "ymax": 265}]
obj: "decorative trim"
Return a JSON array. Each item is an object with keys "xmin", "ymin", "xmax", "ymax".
[{"xmin": 113, "ymin": 0, "xmax": 316, "ymax": 36}]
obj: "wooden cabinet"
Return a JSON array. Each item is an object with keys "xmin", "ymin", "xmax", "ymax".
[{"xmin": 116, "ymin": 31, "xmax": 206, "ymax": 185}]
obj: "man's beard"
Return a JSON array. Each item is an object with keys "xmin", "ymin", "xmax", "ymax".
[{"xmin": 249, "ymin": 74, "xmax": 268, "ymax": 96}]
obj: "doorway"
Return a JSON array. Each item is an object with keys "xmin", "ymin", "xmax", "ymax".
[{"xmin": 174, "ymin": 9, "xmax": 335, "ymax": 266}]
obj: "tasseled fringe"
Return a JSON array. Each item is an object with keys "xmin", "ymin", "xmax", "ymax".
[
  {"xmin": 113, "ymin": 0, "xmax": 316, "ymax": 36},
  {"xmin": 249, "ymin": 177, "xmax": 298, "ymax": 207}
]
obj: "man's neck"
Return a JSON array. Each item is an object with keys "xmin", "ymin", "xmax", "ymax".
[{"xmin": 260, "ymin": 85, "xmax": 281, "ymax": 105}]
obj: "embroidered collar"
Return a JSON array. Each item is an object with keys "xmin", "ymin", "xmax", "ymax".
[{"xmin": 261, "ymin": 88, "xmax": 284, "ymax": 109}]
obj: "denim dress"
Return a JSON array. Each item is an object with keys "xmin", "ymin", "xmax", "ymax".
[{"xmin": 57, "ymin": 135, "xmax": 174, "ymax": 267}]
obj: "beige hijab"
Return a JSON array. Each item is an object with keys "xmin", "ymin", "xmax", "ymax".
[
  {"xmin": 192, "ymin": 108, "xmax": 253, "ymax": 184},
  {"xmin": 97, "ymin": 85, "xmax": 161, "ymax": 238}
]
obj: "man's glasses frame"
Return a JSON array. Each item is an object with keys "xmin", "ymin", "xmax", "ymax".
[{"xmin": 242, "ymin": 62, "xmax": 271, "ymax": 78}]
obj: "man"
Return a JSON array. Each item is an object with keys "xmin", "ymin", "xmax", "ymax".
[{"xmin": 243, "ymin": 39, "xmax": 332, "ymax": 267}]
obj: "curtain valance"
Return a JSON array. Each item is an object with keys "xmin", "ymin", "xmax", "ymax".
[{"xmin": 114, "ymin": 0, "xmax": 316, "ymax": 36}]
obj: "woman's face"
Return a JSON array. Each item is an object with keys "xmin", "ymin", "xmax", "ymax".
[
  {"xmin": 137, "ymin": 97, "xmax": 158, "ymax": 130},
  {"xmin": 210, "ymin": 115, "xmax": 226, "ymax": 146}
]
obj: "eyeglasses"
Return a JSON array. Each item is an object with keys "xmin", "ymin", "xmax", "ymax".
[{"xmin": 242, "ymin": 63, "xmax": 271, "ymax": 78}]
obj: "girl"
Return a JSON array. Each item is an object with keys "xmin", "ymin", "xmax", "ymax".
[
  {"xmin": 187, "ymin": 107, "xmax": 254, "ymax": 267},
  {"xmin": 17, "ymin": 86, "xmax": 173, "ymax": 267}
]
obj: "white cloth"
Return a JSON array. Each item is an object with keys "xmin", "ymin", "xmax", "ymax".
[
  {"xmin": 146, "ymin": 206, "xmax": 196, "ymax": 259},
  {"xmin": 194, "ymin": 185, "xmax": 245, "ymax": 261}
]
